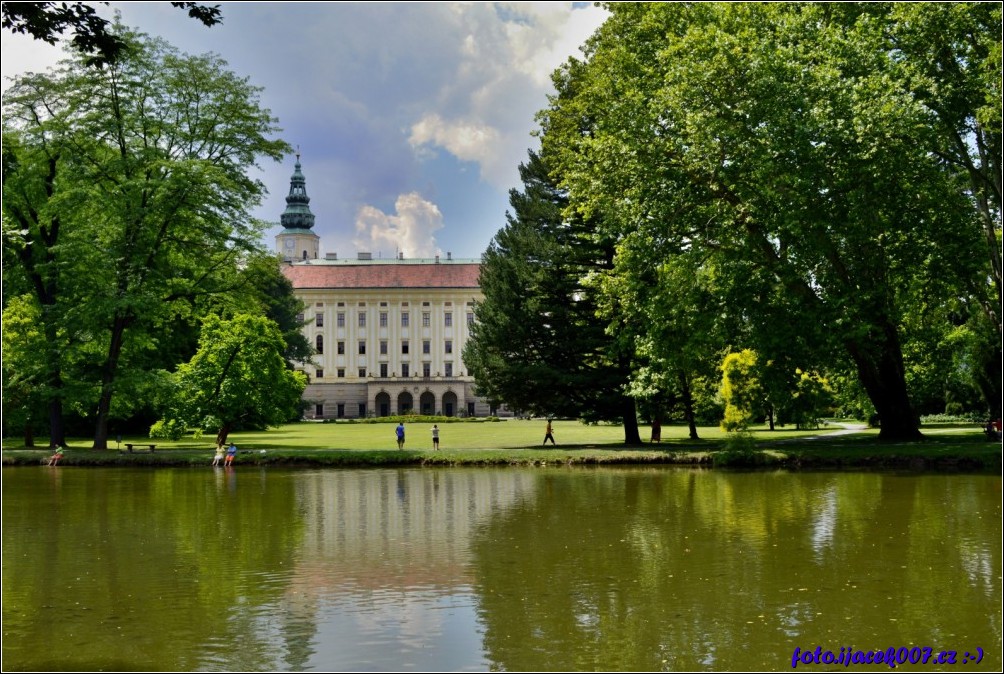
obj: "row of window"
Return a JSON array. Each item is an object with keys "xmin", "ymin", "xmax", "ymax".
[
  {"xmin": 315, "ymin": 311, "xmax": 474, "ymax": 328},
  {"xmin": 313, "ymin": 362, "xmax": 456, "ymax": 379},
  {"xmin": 315, "ymin": 336, "xmax": 453, "ymax": 355}
]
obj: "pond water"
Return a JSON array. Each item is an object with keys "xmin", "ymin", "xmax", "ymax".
[{"xmin": 2, "ymin": 466, "xmax": 1000, "ymax": 671}]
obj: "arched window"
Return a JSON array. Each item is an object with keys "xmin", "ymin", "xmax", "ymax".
[{"xmin": 315, "ymin": 334, "xmax": 324, "ymax": 354}]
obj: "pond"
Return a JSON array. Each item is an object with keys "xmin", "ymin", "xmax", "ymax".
[{"xmin": 2, "ymin": 466, "xmax": 1000, "ymax": 671}]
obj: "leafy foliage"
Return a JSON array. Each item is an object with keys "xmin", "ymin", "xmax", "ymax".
[
  {"xmin": 2, "ymin": 2, "xmax": 222, "ymax": 66},
  {"xmin": 155, "ymin": 314, "xmax": 306, "ymax": 445},
  {"xmin": 719, "ymin": 351, "xmax": 761, "ymax": 432},
  {"xmin": 784, "ymin": 370, "xmax": 835, "ymax": 431},
  {"xmin": 463, "ymin": 151, "xmax": 641, "ymax": 443},
  {"xmin": 537, "ymin": 3, "xmax": 999, "ymax": 439},
  {"xmin": 2, "ymin": 28, "xmax": 290, "ymax": 448}
]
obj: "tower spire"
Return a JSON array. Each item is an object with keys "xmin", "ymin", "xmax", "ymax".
[{"xmin": 281, "ymin": 151, "xmax": 315, "ymax": 230}]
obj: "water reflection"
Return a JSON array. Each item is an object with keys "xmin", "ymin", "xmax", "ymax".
[{"xmin": 2, "ymin": 466, "xmax": 1000, "ymax": 671}]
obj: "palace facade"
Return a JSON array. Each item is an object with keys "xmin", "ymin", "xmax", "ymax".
[{"xmin": 276, "ymin": 156, "xmax": 493, "ymax": 419}]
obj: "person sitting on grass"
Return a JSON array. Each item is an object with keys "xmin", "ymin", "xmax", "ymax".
[
  {"xmin": 47, "ymin": 446, "xmax": 64, "ymax": 466},
  {"xmin": 985, "ymin": 419, "xmax": 1002, "ymax": 441}
]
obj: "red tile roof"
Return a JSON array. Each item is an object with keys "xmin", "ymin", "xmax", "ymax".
[{"xmin": 283, "ymin": 262, "xmax": 481, "ymax": 290}]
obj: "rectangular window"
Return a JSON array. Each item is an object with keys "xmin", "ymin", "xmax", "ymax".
[
  {"xmin": 402, "ymin": 340, "xmax": 409, "ymax": 355},
  {"xmin": 380, "ymin": 312, "xmax": 388, "ymax": 327},
  {"xmin": 337, "ymin": 368, "xmax": 345, "ymax": 378},
  {"xmin": 359, "ymin": 403, "xmax": 366, "ymax": 417},
  {"xmin": 315, "ymin": 369, "xmax": 324, "ymax": 379},
  {"xmin": 380, "ymin": 363, "xmax": 388, "ymax": 378},
  {"xmin": 445, "ymin": 340, "xmax": 453, "ymax": 354},
  {"xmin": 423, "ymin": 312, "xmax": 430, "ymax": 327},
  {"xmin": 401, "ymin": 312, "xmax": 410, "ymax": 327},
  {"xmin": 337, "ymin": 403, "xmax": 345, "ymax": 418},
  {"xmin": 315, "ymin": 404, "xmax": 324, "ymax": 417},
  {"xmin": 296, "ymin": 312, "xmax": 304, "ymax": 323},
  {"xmin": 358, "ymin": 312, "xmax": 366, "ymax": 328},
  {"xmin": 337, "ymin": 341, "xmax": 345, "ymax": 355},
  {"xmin": 445, "ymin": 312, "xmax": 453, "ymax": 327},
  {"xmin": 402, "ymin": 363, "xmax": 410, "ymax": 378},
  {"xmin": 423, "ymin": 340, "xmax": 430, "ymax": 354},
  {"xmin": 337, "ymin": 312, "xmax": 345, "ymax": 328},
  {"xmin": 358, "ymin": 341, "xmax": 366, "ymax": 355},
  {"xmin": 358, "ymin": 367, "xmax": 367, "ymax": 378},
  {"xmin": 380, "ymin": 340, "xmax": 387, "ymax": 355},
  {"xmin": 467, "ymin": 312, "xmax": 474, "ymax": 326},
  {"xmin": 445, "ymin": 362, "xmax": 453, "ymax": 377},
  {"xmin": 423, "ymin": 362, "xmax": 431, "ymax": 377},
  {"xmin": 315, "ymin": 313, "xmax": 324, "ymax": 327}
]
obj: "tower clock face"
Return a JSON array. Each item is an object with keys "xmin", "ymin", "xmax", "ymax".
[{"xmin": 285, "ymin": 238, "xmax": 294, "ymax": 249}]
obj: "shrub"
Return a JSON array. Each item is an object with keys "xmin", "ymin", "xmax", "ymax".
[
  {"xmin": 944, "ymin": 402, "xmax": 964, "ymax": 417},
  {"xmin": 149, "ymin": 419, "xmax": 187, "ymax": 441},
  {"xmin": 921, "ymin": 411, "xmax": 986, "ymax": 424},
  {"xmin": 713, "ymin": 430, "xmax": 764, "ymax": 467}
]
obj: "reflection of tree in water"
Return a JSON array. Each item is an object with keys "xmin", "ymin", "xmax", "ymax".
[
  {"xmin": 469, "ymin": 469, "xmax": 1001, "ymax": 671},
  {"xmin": 1, "ymin": 468, "xmax": 306, "ymax": 672}
]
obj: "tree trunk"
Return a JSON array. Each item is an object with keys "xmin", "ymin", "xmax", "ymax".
[
  {"xmin": 845, "ymin": 321, "xmax": 922, "ymax": 442},
  {"xmin": 215, "ymin": 422, "xmax": 233, "ymax": 447},
  {"xmin": 92, "ymin": 315, "xmax": 130, "ymax": 450},
  {"xmin": 621, "ymin": 395, "xmax": 642, "ymax": 444},
  {"xmin": 679, "ymin": 370, "xmax": 699, "ymax": 440},
  {"xmin": 24, "ymin": 422, "xmax": 35, "ymax": 448},
  {"xmin": 42, "ymin": 318, "xmax": 66, "ymax": 447},
  {"xmin": 46, "ymin": 373, "xmax": 65, "ymax": 448}
]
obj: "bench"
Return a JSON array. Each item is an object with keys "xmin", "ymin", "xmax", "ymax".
[{"xmin": 123, "ymin": 443, "xmax": 156, "ymax": 453}]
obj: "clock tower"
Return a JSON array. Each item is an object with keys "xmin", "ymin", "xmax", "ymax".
[{"xmin": 276, "ymin": 152, "xmax": 320, "ymax": 261}]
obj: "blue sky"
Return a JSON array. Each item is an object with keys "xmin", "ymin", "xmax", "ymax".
[{"xmin": 1, "ymin": 2, "xmax": 609, "ymax": 260}]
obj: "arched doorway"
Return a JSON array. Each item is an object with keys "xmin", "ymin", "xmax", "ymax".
[
  {"xmin": 375, "ymin": 392, "xmax": 391, "ymax": 417},
  {"xmin": 420, "ymin": 391, "xmax": 435, "ymax": 416},
  {"xmin": 397, "ymin": 391, "xmax": 413, "ymax": 415},
  {"xmin": 442, "ymin": 391, "xmax": 458, "ymax": 417}
]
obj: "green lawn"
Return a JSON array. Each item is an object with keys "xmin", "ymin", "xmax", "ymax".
[
  {"xmin": 2, "ymin": 418, "xmax": 996, "ymax": 469},
  {"xmin": 2, "ymin": 418, "xmax": 849, "ymax": 452}
]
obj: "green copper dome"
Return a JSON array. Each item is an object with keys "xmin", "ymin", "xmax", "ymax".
[{"xmin": 280, "ymin": 153, "xmax": 316, "ymax": 230}]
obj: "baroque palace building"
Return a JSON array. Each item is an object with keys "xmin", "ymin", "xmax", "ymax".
[{"xmin": 276, "ymin": 155, "xmax": 493, "ymax": 419}]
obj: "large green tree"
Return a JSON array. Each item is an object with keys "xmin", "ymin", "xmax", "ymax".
[
  {"xmin": 464, "ymin": 150, "xmax": 641, "ymax": 443},
  {"xmin": 2, "ymin": 2, "xmax": 222, "ymax": 65},
  {"xmin": 538, "ymin": 2, "xmax": 997, "ymax": 440},
  {"xmin": 238, "ymin": 252, "xmax": 314, "ymax": 367},
  {"xmin": 154, "ymin": 313, "xmax": 306, "ymax": 446},
  {"xmin": 2, "ymin": 28, "xmax": 289, "ymax": 448}
]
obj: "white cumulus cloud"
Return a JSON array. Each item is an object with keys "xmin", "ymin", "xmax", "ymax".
[
  {"xmin": 409, "ymin": 114, "xmax": 503, "ymax": 165},
  {"xmin": 353, "ymin": 193, "xmax": 445, "ymax": 259},
  {"xmin": 405, "ymin": 2, "xmax": 608, "ymax": 190}
]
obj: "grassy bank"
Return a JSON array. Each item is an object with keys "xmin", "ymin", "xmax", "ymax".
[{"xmin": 2, "ymin": 419, "xmax": 999, "ymax": 470}]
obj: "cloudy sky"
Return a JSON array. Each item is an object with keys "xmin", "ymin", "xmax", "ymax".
[{"xmin": 1, "ymin": 2, "xmax": 609, "ymax": 260}]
